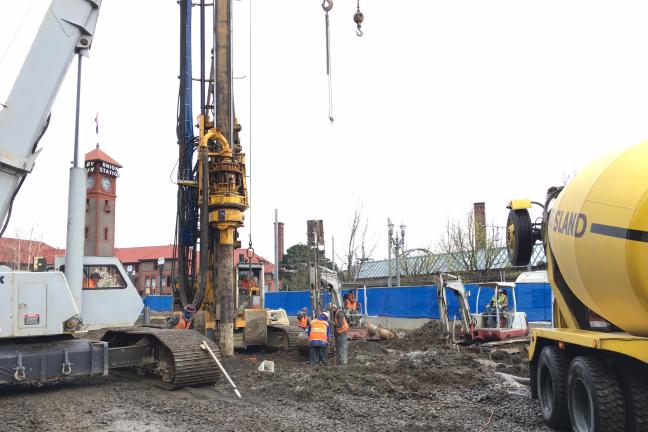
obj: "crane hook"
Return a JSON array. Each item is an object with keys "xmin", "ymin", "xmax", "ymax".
[
  {"xmin": 322, "ymin": 0, "xmax": 333, "ymax": 13},
  {"xmin": 353, "ymin": 9, "xmax": 364, "ymax": 37}
]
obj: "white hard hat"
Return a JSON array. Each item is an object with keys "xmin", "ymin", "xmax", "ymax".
[{"xmin": 322, "ymin": 311, "xmax": 330, "ymax": 320}]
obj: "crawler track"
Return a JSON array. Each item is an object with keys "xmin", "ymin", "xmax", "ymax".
[
  {"xmin": 103, "ymin": 328, "xmax": 220, "ymax": 388},
  {"xmin": 268, "ymin": 324, "xmax": 308, "ymax": 352}
]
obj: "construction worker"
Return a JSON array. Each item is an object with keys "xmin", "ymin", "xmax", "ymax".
[
  {"xmin": 307, "ymin": 311, "xmax": 330, "ymax": 366},
  {"xmin": 344, "ymin": 292, "xmax": 359, "ymax": 313},
  {"xmin": 296, "ymin": 307, "xmax": 310, "ymax": 329},
  {"xmin": 333, "ymin": 307, "xmax": 349, "ymax": 365},
  {"xmin": 486, "ymin": 288, "xmax": 507, "ymax": 327},
  {"xmin": 175, "ymin": 304, "xmax": 196, "ymax": 329},
  {"xmin": 83, "ymin": 271, "xmax": 101, "ymax": 288},
  {"xmin": 344, "ymin": 291, "xmax": 361, "ymax": 325}
]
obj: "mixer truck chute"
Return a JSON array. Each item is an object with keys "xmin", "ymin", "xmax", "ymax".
[{"xmin": 506, "ymin": 141, "xmax": 648, "ymax": 432}]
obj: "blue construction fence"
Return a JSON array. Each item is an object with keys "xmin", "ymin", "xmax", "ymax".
[
  {"xmin": 143, "ymin": 295, "xmax": 174, "ymax": 312},
  {"xmin": 265, "ymin": 283, "xmax": 552, "ymax": 322}
]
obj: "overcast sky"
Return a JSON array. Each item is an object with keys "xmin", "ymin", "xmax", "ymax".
[{"xmin": 2, "ymin": 1, "xmax": 648, "ymax": 267}]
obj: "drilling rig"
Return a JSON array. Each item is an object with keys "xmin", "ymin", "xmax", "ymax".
[{"xmin": 173, "ymin": 0, "xmax": 303, "ymax": 356}]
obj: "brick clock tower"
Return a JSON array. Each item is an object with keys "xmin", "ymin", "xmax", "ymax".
[{"xmin": 84, "ymin": 145, "xmax": 122, "ymax": 256}]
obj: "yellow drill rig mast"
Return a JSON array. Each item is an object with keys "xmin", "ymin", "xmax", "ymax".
[{"xmin": 174, "ymin": 0, "xmax": 246, "ymax": 357}]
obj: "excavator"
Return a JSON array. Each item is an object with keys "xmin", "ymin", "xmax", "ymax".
[
  {"xmin": 0, "ymin": 0, "xmax": 223, "ymax": 387},
  {"xmin": 507, "ymin": 141, "xmax": 648, "ymax": 432},
  {"xmin": 435, "ymin": 273, "xmax": 529, "ymax": 347}
]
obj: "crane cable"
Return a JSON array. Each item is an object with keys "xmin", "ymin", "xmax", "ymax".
[{"xmin": 322, "ymin": 0, "xmax": 334, "ymax": 123}]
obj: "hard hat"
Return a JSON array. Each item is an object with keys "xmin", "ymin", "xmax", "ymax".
[
  {"xmin": 184, "ymin": 304, "xmax": 197, "ymax": 314},
  {"xmin": 301, "ymin": 307, "xmax": 308, "ymax": 312},
  {"xmin": 322, "ymin": 311, "xmax": 330, "ymax": 320},
  {"xmin": 90, "ymin": 272, "xmax": 102, "ymax": 280}
]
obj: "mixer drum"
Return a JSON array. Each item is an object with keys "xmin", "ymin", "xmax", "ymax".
[{"xmin": 548, "ymin": 141, "xmax": 648, "ymax": 336}]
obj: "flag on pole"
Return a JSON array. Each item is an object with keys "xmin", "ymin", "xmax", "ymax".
[{"xmin": 95, "ymin": 112, "xmax": 99, "ymax": 134}]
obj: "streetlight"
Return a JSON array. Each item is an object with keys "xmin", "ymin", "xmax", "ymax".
[
  {"xmin": 157, "ymin": 257, "xmax": 165, "ymax": 295},
  {"xmin": 388, "ymin": 220, "xmax": 406, "ymax": 287}
]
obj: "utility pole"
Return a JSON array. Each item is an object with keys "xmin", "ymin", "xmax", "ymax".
[
  {"xmin": 387, "ymin": 218, "xmax": 392, "ymax": 287},
  {"xmin": 274, "ymin": 209, "xmax": 279, "ymax": 292}
]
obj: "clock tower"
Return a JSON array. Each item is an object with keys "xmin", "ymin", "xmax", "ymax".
[{"xmin": 84, "ymin": 144, "xmax": 122, "ymax": 256}]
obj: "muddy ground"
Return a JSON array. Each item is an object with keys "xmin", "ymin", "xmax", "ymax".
[{"xmin": 0, "ymin": 321, "xmax": 550, "ymax": 432}]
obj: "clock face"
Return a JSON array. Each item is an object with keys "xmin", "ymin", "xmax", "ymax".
[
  {"xmin": 86, "ymin": 176, "xmax": 95, "ymax": 189},
  {"xmin": 101, "ymin": 177, "xmax": 112, "ymax": 191}
]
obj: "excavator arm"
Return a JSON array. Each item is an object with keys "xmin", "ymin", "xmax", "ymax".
[{"xmin": 435, "ymin": 273, "xmax": 474, "ymax": 343}]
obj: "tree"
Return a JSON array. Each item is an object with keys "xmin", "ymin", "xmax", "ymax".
[
  {"xmin": 436, "ymin": 209, "xmax": 505, "ymax": 281},
  {"xmin": 400, "ymin": 248, "xmax": 436, "ymax": 282},
  {"xmin": 340, "ymin": 201, "xmax": 375, "ymax": 282},
  {"xmin": 279, "ymin": 243, "xmax": 332, "ymax": 291},
  {"xmin": 5, "ymin": 227, "xmax": 45, "ymax": 270}
]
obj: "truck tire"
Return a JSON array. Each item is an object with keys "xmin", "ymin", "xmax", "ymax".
[
  {"xmin": 620, "ymin": 366, "xmax": 648, "ymax": 432},
  {"xmin": 567, "ymin": 356, "xmax": 625, "ymax": 432},
  {"xmin": 537, "ymin": 346, "xmax": 569, "ymax": 429},
  {"xmin": 506, "ymin": 209, "xmax": 533, "ymax": 266}
]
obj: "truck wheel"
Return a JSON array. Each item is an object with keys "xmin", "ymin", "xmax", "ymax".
[
  {"xmin": 620, "ymin": 366, "xmax": 648, "ymax": 432},
  {"xmin": 537, "ymin": 346, "xmax": 569, "ymax": 429},
  {"xmin": 506, "ymin": 209, "xmax": 533, "ymax": 266},
  {"xmin": 567, "ymin": 356, "xmax": 625, "ymax": 432}
]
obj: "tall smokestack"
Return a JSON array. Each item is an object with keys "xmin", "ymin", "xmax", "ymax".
[
  {"xmin": 278, "ymin": 222, "xmax": 285, "ymax": 262},
  {"xmin": 474, "ymin": 202, "xmax": 486, "ymax": 250}
]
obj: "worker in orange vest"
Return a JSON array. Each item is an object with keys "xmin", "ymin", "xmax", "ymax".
[
  {"xmin": 344, "ymin": 292, "xmax": 361, "ymax": 325},
  {"xmin": 306, "ymin": 312, "xmax": 330, "ymax": 366},
  {"xmin": 176, "ymin": 304, "xmax": 196, "ymax": 329},
  {"xmin": 296, "ymin": 307, "xmax": 310, "ymax": 329},
  {"xmin": 344, "ymin": 292, "xmax": 359, "ymax": 313},
  {"xmin": 333, "ymin": 307, "xmax": 349, "ymax": 365}
]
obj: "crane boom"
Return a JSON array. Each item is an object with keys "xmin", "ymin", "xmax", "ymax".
[{"xmin": 0, "ymin": 0, "xmax": 101, "ymax": 233}]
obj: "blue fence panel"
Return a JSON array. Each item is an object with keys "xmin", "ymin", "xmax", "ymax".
[
  {"xmin": 264, "ymin": 282, "xmax": 552, "ymax": 321},
  {"xmin": 264, "ymin": 291, "xmax": 311, "ymax": 315},
  {"xmin": 143, "ymin": 295, "xmax": 173, "ymax": 312},
  {"xmin": 515, "ymin": 282, "xmax": 552, "ymax": 321}
]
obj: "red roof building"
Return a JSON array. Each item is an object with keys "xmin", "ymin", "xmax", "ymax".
[
  {"xmin": 0, "ymin": 238, "xmax": 278, "ymax": 294},
  {"xmin": 0, "ymin": 237, "xmax": 63, "ymax": 270}
]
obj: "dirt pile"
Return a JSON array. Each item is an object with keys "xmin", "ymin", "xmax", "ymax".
[{"xmin": 0, "ymin": 321, "xmax": 547, "ymax": 431}]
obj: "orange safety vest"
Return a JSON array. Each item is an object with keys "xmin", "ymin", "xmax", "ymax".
[
  {"xmin": 308, "ymin": 319, "xmax": 329, "ymax": 343},
  {"xmin": 297, "ymin": 315, "xmax": 309, "ymax": 329},
  {"xmin": 336, "ymin": 317, "xmax": 349, "ymax": 334},
  {"xmin": 345, "ymin": 299, "xmax": 357, "ymax": 310},
  {"xmin": 176, "ymin": 316, "xmax": 193, "ymax": 330}
]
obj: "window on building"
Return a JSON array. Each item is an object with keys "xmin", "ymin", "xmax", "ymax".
[
  {"xmin": 145, "ymin": 277, "xmax": 150, "ymax": 287},
  {"xmin": 104, "ymin": 227, "xmax": 108, "ymax": 241},
  {"xmin": 82, "ymin": 265, "xmax": 127, "ymax": 290},
  {"xmin": 166, "ymin": 275, "xmax": 172, "ymax": 287},
  {"xmin": 85, "ymin": 226, "xmax": 88, "ymax": 240}
]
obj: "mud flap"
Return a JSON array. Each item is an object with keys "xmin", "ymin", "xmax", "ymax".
[{"xmin": 244, "ymin": 309, "xmax": 267, "ymax": 346}]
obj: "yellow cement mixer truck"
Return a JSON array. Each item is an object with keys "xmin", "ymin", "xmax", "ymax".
[{"xmin": 507, "ymin": 141, "xmax": 648, "ymax": 432}]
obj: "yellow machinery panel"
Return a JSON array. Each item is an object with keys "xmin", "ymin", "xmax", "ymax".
[{"xmin": 548, "ymin": 140, "xmax": 648, "ymax": 336}]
